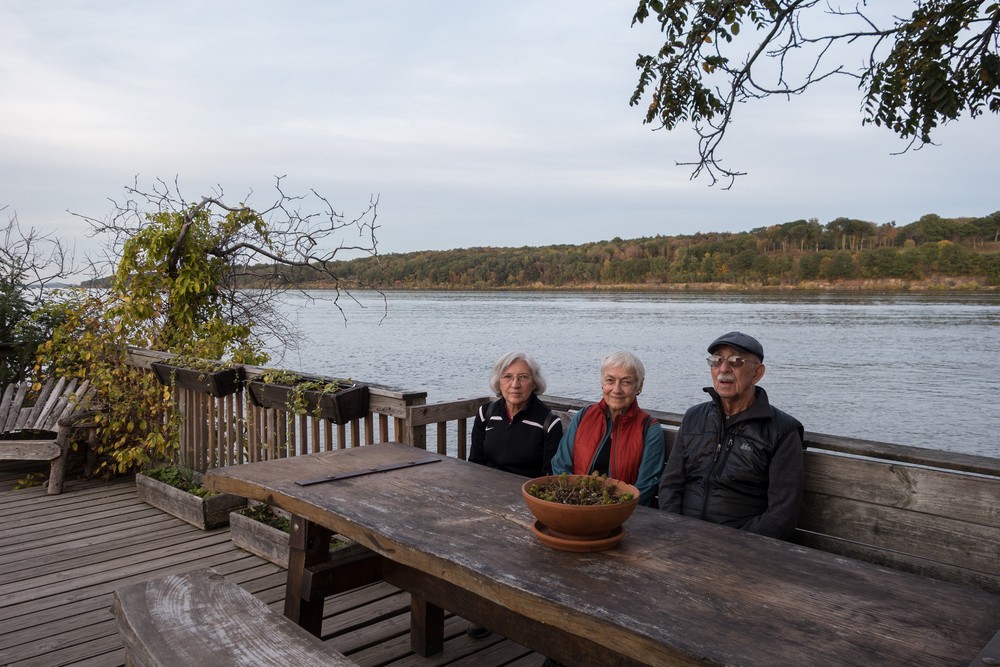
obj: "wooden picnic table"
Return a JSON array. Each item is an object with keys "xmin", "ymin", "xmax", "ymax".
[{"xmin": 203, "ymin": 442, "xmax": 1000, "ymax": 666}]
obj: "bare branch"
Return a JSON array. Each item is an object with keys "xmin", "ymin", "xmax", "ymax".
[
  {"xmin": 75, "ymin": 176, "xmax": 386, "ymax": 353},
  {"xmin": 631, "ymin": 0, "xmax": 1000, "ymax": 184},
  {"xmin": 0, "ymin": 209, "xmax": 75, "ymax": 303}
]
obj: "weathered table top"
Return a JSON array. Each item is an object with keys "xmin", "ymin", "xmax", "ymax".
[{"xmin": 204, "ymin": 442, "xmax": 1000, "ymax": 666}]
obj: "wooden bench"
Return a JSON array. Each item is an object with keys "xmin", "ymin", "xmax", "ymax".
[
  {"xmin": 793, "ymin": 432, "xmax": 1000, "ymax": 595},
  {"xmin": 0, "ymin": 377, "xmax": 96, "ymax": 494},
  {"xmin": 111, "ymin": 568, "xmax": 357, "ymax": 667}
]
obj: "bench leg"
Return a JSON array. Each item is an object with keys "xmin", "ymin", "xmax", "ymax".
[
  {"xmin": 284, "ymin": 515, "xmax": 332, "ymax": 637},
  {"xmin": 47, "ymin": 428, "xmax": 71, "ymax": 495},
  {"xmin": 83, "ymin": 427, "xmax": 97, "ymax": 477}
]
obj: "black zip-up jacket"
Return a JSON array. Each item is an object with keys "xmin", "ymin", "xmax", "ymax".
[
  {"xmin": 469, "ymin": 394, "xmax": 562, "ymax": 478},
  {"xmin": 658, "ymin": 386, "xmax": 805, "ymax": 540}
]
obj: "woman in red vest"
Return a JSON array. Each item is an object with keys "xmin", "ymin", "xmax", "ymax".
[{"xmin": 549, "ymin": 351, "xmax": 665, "ymax": 506}]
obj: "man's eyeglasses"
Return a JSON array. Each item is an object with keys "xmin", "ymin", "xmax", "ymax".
[{"xmin": 707, "ymin": 354, "xmax": 753, "ymax": 368}]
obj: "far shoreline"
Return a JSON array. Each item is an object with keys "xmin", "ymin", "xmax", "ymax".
[{"xmin": 291, "ymin": 277, "xmax": 998, "ymax": 293}]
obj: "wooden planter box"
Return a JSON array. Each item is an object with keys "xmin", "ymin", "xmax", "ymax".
[
  {"xmin": 136, "ymin": 471, "xmax": 246, "ymax": 530},
  {"xmin": 229, "ymin": 506, "xmax": 366, "ymax": 568},
  {"xmin": 150, "ymin": 362, "xmax": 245, "ymax": 398},
  {"xmin": 246, "ymin": 378, "xmax": 370, "ymax": 424},
  {"xmin": 229, "ymin": 507, "xmax": 290, "ymax": 567}
]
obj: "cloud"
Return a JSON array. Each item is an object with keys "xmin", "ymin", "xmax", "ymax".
[{"xmin": 1, "ymin": 1, "xmax": 997, "ymax": 259}]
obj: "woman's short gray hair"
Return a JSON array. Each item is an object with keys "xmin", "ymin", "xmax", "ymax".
[
  {"xmin": 489, "ymin": 351, "xmax": 547, "ymax": 396},
  {"xmin": 601, "ymin": 351, "xmax": 645, "ymax": 389}
]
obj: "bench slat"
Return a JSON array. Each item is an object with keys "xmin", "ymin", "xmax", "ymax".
[
  {"xmin": 798, "ymin": 491, "xmax": 1000, "ymax": 575},
  {"xmin": 112, "ymin": 568, "xmax": 356, "ymax": 667},
  {"xmin": 804, "ymin": 451, "xmax": 1000, "ymax": 526},
  {"xmin": 797, "ymin": 450, "xmax": 1000, "ymax": 594},
  {"xmin": 0, "ymin": 441, "xmax": 62, "ymax": 461},
  {"xmin": 2, "ymin": 382, "xmax": 29, "ymax": 432},
  {"xmin": 795, "ymin": 531, "xmax": 1000, "ymax": 594}
]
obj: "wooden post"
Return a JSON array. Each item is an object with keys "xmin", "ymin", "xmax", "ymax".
[{"xmin": 283, "ymin": 515, "xmax": 332, "ymax": 637}]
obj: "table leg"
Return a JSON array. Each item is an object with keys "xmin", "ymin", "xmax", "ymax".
[
  {"xmin": 410, "ymin": 594, "xmax": 444, "ymax": 656},
  {"xmin": 284, "ymin": 514, "xmax": 332, "ymax": 636}
]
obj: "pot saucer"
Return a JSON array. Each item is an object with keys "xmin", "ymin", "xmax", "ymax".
[{"xmin": 531, "ymin": 520, "xmax": 624, "ymax": 552}]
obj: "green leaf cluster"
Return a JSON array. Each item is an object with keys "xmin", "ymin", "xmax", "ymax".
[
  {"xmin": 630, "ymin": 1, "xmax": 1000, "ymax": 181},
  {"xmin": 257, "ymin": 370, "xmax": 354, "ymax": 418},
  {"xmin": 33, "ymin": 204, "xmax": 275, "ymax": 476},
  {"xmin": 33, "ymin": 292, "xmax": 178, "ymax": 475},
  {"xmin": 111, "ymin": 205, "xmax": 268, "ymax": 364},
  {"xmin": 864, "ymin": 2, "xmax": 1000, "ymax": 142}
]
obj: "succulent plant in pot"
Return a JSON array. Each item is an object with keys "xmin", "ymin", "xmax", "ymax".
[{"xmin": 521, "ymin": 473, "xmax": 639, "ymax": 552}]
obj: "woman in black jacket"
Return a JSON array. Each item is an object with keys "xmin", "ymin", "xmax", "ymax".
[{"xmin": 469, "ymin": 351, "xmax": 562, "ymax": 478}]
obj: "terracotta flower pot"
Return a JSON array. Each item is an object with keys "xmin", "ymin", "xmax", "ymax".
[{"xmin": 522, "ymin": 475, "xmax": 639, "ymax": 551}]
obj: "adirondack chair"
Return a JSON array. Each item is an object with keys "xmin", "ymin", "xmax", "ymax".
[{"xmin": 0, "ymin": 377, "xmax": 97, "ymax": 494}]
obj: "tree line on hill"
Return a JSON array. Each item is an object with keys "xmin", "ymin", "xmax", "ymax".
[{"xmin": 261, "ymin": 212, "xmax": 1000, "ymax": 289}]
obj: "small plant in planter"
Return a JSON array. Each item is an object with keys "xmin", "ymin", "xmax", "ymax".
[
  {"xmin": 246, "ymin": 369, "xmax": 370, "ymax": 424},
  {"xmin": 521, "ymin": 473, "xmax": 640, "ymax": 552},
  {"xmin": 237, "ymin": 502, "xmax": 292, "ymax": 531},
  {"xmin": 150, "ymin": 355, "xmax": 245, "ymax": 398},
  {"xmin": 143, "ymin": 465, "xmax": 217, "ymax": 497},
  {"xmin": 230, "ymin": 502, "xmax": 361, "ymax": 568},
  {"xmin": 136, "ymin": 464, "xmax": 246, "ymax": 530}
]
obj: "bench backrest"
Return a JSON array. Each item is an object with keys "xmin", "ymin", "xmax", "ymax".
[
  {"xmin": 795, "ymin": 450, "xmax": 1000, "ymax": 594},
  {"xmin": 0, "ymin": 377, "xmax": 92, "ymax": 434}
]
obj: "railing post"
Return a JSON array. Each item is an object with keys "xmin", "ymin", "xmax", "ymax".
[{"xmin": 388, "ymin": 390, "xmax": 428, "ymax": 449}]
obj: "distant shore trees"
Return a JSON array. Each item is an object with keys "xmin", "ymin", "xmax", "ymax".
[{"xmin": 273, "ymin": 210, "xmax": 1000, "ymax": 290}]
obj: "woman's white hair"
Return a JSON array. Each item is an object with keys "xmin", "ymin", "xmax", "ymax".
[
  {"xmin": 488, "ymin": 351, "xmax": 547, "ymax": 396},
  {"xmin": 601, "ymin": 351, "xmax": 645, "ymax": 389}
]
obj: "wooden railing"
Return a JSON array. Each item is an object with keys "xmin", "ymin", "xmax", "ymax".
[
  {"xmin": 126, "ymin": 348, "xmax": 1000, "ymax": 595},
  {"xmin": 126, "ymin": 349, "xmax": 429, "ymax": 469}
]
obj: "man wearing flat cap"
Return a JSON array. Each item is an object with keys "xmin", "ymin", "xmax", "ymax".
[{"xmin": 658, "ymin": 332, "xmax": 805, "ymax": 540}]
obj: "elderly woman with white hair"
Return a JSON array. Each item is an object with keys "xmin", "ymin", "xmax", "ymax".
[
  {"xmin": 469, "ymin": 351, "xmax": 563, "ymax": 479},
  {"xmin": 549, "ymin": 351, "xmax": 665, "ymax": 506}
]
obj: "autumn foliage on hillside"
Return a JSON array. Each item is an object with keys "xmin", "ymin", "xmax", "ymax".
[{"xmin": 269, "ymin": 212, "xmax": 1000, "ymax": 289}]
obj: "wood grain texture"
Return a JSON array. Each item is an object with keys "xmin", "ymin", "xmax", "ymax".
[
  {"xmin": 111, "ymin": 567, "xmax": 356, "ymax": 666},
  {"xmin": 0, "ymin": 469, "xmax": 544, "ymax": 666},
  {"xmin": 796, "ymin": 450, "xmax": 1000, "ymax": 592},
  {"xmin": 135, "ymin": 473, "xmax": 246, "ymax": 530},
  {"xmin": 204, "ymin": 443, "xmax": 1000, "ymax": 667}
]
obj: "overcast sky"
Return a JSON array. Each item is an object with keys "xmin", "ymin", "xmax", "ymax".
[{"xmin": 3, "ymin": 2, "xmax": 998, "ymax": 265}]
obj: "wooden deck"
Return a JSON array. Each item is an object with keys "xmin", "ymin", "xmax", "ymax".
[{"xmin": 0, "ymin": 463, "xmax": 544, "ymax": 667}]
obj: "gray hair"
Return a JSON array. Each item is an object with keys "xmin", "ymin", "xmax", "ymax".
[
  {"xmin": 601, "ymin": 351, "xmax": 645, "ymax": 389},
  {"xmin": 488, "ymin": 351, "xmax": 547, "ymax": 395}
]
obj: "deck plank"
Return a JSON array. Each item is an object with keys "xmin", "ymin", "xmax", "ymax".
[{"xmin": 0, "ymin": 463, "xmax": 543, "ymax": 666}]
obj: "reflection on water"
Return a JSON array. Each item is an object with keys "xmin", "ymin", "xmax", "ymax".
[{"xmin": 265, "ymin": 290, "xmax": 1000, "ymax": 458}]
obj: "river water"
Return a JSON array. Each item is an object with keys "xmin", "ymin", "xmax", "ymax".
[{"xmin": 266, "ymin": 290, "xmax": 1000, "ymax": 458}]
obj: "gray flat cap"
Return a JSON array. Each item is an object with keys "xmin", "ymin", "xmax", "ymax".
[{"xmin": 707, "ymin": 331, "xmax": 764, "ymax": 361}]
